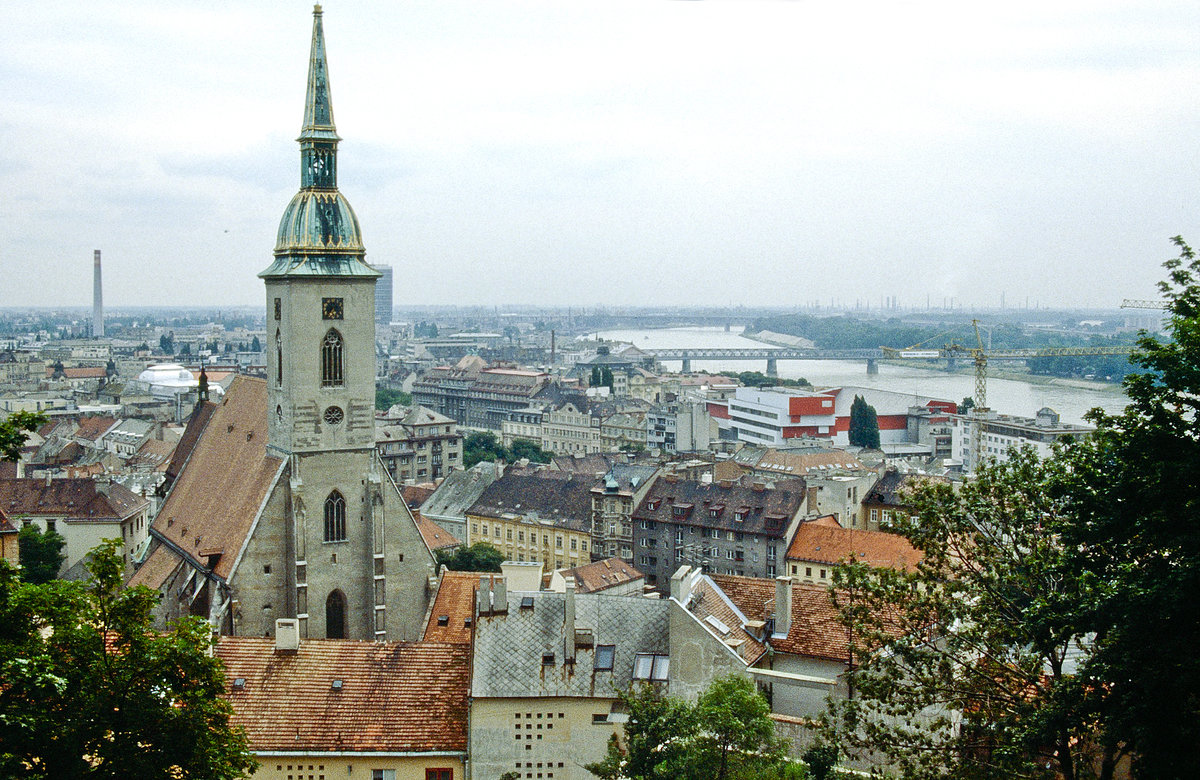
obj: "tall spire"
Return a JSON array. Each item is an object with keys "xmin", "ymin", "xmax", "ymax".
[
  {"xmin": 261, "ymin": 5, "xmax": 376, "ymax": 279},
  {"xmin": 301, "ymin": 5, "xmax": 340, "ymax": 145},
  {"xmin": 298, "ymin": 4, "xmax": 340, "ymax": 190}
]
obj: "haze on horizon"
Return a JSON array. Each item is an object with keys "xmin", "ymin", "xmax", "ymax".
[{"xmin": 3, "ymin": 1, "xmax": 1199, "ymax": 311}]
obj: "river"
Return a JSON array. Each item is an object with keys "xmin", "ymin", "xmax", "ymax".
[{"xmin": 594, "ymin": 326, "xmax": 1129, "ymax": 427}]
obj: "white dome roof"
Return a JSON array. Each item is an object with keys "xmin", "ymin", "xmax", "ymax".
[{"xmin": 136, "ymin": 363, "xmax": 196, "ymax": 387}]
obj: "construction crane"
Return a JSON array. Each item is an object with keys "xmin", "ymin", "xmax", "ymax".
[{"xmin": 881, "ymin": 322, "xmax": 1132, "ymax": 472}]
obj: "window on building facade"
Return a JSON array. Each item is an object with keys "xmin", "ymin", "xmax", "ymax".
[
  {"xmin": 275, "ymin": 330, "xmax": 283, "ymax": 386},
  {"xmin": 425, "ymin": 770, "xmax": 452, "ymax": 780},
  {"xmin": 323, "ymin": 491, "xmax": 346, "ymax": 542},
  {"xmin": 632, "ymin": 653, "xmax": 670, "ymax": 681},
  {"xmin": 320, "ymin": 329, "xmax": 344, "ymax": 387},
  {"xmin": 595, "ymin": 645, "xmax": 615, "ymax": 671}
]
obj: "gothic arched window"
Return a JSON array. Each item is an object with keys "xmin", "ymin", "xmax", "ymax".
[
  {"xmin": 321, "ymin": 329, "xmax": 344, "ymax": 387},
  {"xmin": 325, "ymin": 590, "xmax": 346, "ymax": 639},
  {"xmin": 323, "ymin": 490, "xmax": 346, "ymax": 542},
  {"xmin": 275, "ymin": 330, "xmax": 283, "ymax": 387}
]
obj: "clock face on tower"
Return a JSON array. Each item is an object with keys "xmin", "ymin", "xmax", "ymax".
[{"xmin": 322, "ymin": 297, "xmax": 344, "ymax": 320}]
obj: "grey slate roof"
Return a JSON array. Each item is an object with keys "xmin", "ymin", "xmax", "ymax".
[
  {"xmin": 421, "ymin": 462, "xmax": 502, "ymax": 521},
  {"xmin": 471, "ymin": 591, "xmax": 670, "ymax": 699}
]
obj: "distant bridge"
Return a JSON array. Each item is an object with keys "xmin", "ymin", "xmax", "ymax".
[
  {"xmin": 641, "ymin": 347, "xmax": 1069, "ymax": 376},
  {"xmin": 643, "ymin": 347, "xmax": 886, "ymax": 375}
]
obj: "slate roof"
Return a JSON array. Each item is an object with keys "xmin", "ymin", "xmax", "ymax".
[
  {"xmin": 0, "ymin": 477, "xmax": 147, "ymax": 521},
  {"xmin": 561, "ymin": 557, "xmax": 644, "ymax": 594},
  {"xmin": 787, "ymin": 523, "xmax": 921, "ymax": 572},
  {"xmin": 472, "ymin": 591, "xmax": 670, "ymax": 698},
  {"xmin": 129, "ymin": 377, "xmax": 283, "ymax": 588},
  {"xmin": 421, "ymin": 462, "xmax": 502, "ymax": 520},
  {"xmin": 549, "ymin": 453, "xmax": 618, "ymax": 476},
  {"xmin": 423, "ymin": 570, "xmax": 480, "ymax": 644},
  {"xmin": 631, "ymin": 474, "xmax": 806, "ymax": 538},
  {"xmin": 217, "ymin": 637, "xmax": 469, "ymax": 754},
  {"xmin": 863, "ymin": 469, "xmax": 949, "ymax": 508},
  {"xmin": 468, "ymin": 471, "xmax": 594, "ymax": 533},
  {"xmin": 592, "ymin": 463, "xmax": 659, "ymax": 495}
]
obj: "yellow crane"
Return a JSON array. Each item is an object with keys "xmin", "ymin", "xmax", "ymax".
[{"xmin": 881, "ymin": 322, "xmax": 1132, "ymax": 471}]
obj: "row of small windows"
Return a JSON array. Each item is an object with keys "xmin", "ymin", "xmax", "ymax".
[{"xmin": 275, "ymin": 328, "xmax": 345, "ymax": 388}]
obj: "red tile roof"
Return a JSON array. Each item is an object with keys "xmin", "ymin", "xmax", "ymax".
[
  {"xmin": 0, "ymin": 477, "xmax": 147, "ymax": 521},
  {"xmin": 711, "ymin": 575, "xmax": 853, "ymax": 663},
  {"xmin": 423, "ymin": 570, "xmax": 480, "ymax": 644},
  {"xmin": 216, "ymin": 637, "xmax": 469, "ymax": 753},
  {"xmin": 415, "ymin": 513, "xmax": 460, "ymax": 552},
  {"xmin": 787, "ymin": 522, "xmax": 921, "ymax": 572},
  {"xmin": 562, "ymin": 557, "xmax": 644, "ymax": 594},
  {"xmin": 129, "ymin": 377, "xmax": 282, "ymax": 588},
  {"xmin": 73, "ymin": 416, "xmax": 117, "ymax": 442}
]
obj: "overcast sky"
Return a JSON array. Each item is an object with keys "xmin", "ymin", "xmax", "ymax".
[{"xmin": 3, "ymin": 1, "xmax": 1200, "ymax": 311}]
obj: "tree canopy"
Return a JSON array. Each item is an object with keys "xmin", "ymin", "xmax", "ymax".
[
  {"xmin": 0, "ymin": 410, "xmax": 46, "ymax": 462},
  {"xmin": 847, "ymin": 395, "xmax": 879, "ymax": 449},
  {"xmin": 17, "ymin": 525, "xmax": 65, "ymax": 584},
  {"xmin": 463, "ymin": 431, "xmax": 552, "ymax": 469},
  {"xmin": 435, "ymin": 541, "xmax": 504, "ymax": 573},
  {"xmin": 586, "ymin": 676, "xmax": 800, "ymax": 780},
  {"xmin": 825, "ymin": 237, "xmax": 1200, "ymax": 780},
  {"xmin": 0, "ymin": 541, "xmax": 257, "ymax": 779}
]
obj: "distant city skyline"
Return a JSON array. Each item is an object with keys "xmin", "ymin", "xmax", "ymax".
[{"xmin": 4, "ymin": 1, "xmax": 1200, "ymax": 310}]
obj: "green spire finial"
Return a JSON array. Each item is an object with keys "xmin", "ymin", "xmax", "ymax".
[{"xmin": 301, "ymin": 5, "xmax": 338, "ymax": 143}]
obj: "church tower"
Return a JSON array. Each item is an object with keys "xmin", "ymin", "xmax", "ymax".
[
  {"xmin": 261, "ymin": 3, "xmax": 379, "ymax": 451},
  {"xmin": 253, "ymin": 6, "xmax": 429, "ymax": 642}
]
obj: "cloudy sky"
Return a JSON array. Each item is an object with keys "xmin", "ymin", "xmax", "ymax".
[{"xmin": 3, "ymin": 1, "xmax": 1200, "ymax": 310}]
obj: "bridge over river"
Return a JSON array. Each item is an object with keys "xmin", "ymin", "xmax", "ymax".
[{"xmin": 640, "ymin": 347, "xmax": 1064, "ymax": 376}]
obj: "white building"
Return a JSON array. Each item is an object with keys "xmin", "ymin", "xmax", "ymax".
[
  {"xmin": 727, "ymin": 386, "xmax": 955, "ymax": 447},
  {"xmin": 951, "ymin": 407, "xmax": 1092, "ymax": 471}
]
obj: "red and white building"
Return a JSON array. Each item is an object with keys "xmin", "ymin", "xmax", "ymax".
[{"xmin": 724, "ymin": 386, "xmax": 955, "ymax": 447}]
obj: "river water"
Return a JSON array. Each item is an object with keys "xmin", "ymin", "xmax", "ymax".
[{"xmin": 594, "ymin": 327, "xmax": 1129, "ymax": 427}]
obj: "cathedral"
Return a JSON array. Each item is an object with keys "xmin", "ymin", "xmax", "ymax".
[{"xmin": 130, "ymin": 6, "xmax": 436, "ymax": 641}]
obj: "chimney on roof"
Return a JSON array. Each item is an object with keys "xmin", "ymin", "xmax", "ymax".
[
  {"xmin": 752, "ymin": 481, "xmax": 766, "ymax": 492},
  {"xmin": 807, "ymin": 486, "xmax": 818, "ymax": 512},
  {"xmin": 479, "ymin": 574, "xmax": 494, "ymax": 616},
  {"xmin": 493, "ymin": 576, "xmax": 507, "ymax": 613},
  {"xmin": 45, "ymin": 472, "xmax": 52, "ymax": 487},
  {"xmin": 564, "ymin": 576, "xmax": 577, "ymax": 662},
  {"xmin": 773, "ymin": 576, "xmax": 792, "ymax": 638},
  {"xmin": 275, "ymin": 618, "xmax": 299, "ymax": 653}
]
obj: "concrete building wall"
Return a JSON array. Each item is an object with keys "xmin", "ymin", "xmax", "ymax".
[
  {"xmin": 229, "ymin": 475, "xmax": 291, "ymax": 638},
  {"xmin": 667, "ymin": 600, "xmax": 751, "ymax": 701},
  {"xmin": 759, "ymin": 653, "xmax": 847, "ymax": 720},
  {"xmin": 248, "ymin": 753, "xmax": 463, "ymax": 780},
  {"xmin": 469, "ymin": 696, "xmax": 623, "ymax": 780}
]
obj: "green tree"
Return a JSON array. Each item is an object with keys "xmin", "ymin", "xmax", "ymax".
[
  {"xmin": 847, "ymin": 395, "xmax": 880, "ymax": 448},
  {"xmin": 17, "ymin": 525, "xmax": 65, "ymax": 584},
  {"xmin": 51, "ymin": 360, "xmax": 65, "ymax": 380},
  {"xmin": 463, "ymin": 431, "xmax": 507, "ymax": 468},
  {"xmin": 1050, "ymin": 236, "xmax": 1200, "ymax": 778},
  {"xmin": 374, "ymin": 387, "xmax": 412, "ymax": 411},
  {"xmin": 159, "ymin": 333, "xmax": 174, "ymax": 354},
  {"xmin": 590, "ymin": 365, "xmax": 603, "ymax": 387},
  {"xmin": 600, "ymin": 366, "xmax": 614, "ymax": 390},
  {"xmin": 0, "ymin": 540, "xmax": 257, "ymax": 779},
  {"xmin": 435, "ymin": 541, "xmax": 504, "ymax": 573},
  {"xmin": 826, "ymin": 450, "xmax": 1111, "ymax": 779},
  {"xmin": 0, "ymin": 410, "xmax": 46, "ymax": 462},
  {"xmin": 179, "ymin": 341, "xmax": 191, "ymax": 356},
  {"xmin": 250, "ymin": 335, "xmax": 261, "ymax": 352},
  {"xmin": 958, "ymin": 395, "xmax": 975, "ymax": 414},
  {"xmin": 587, "ymin": 676, "xmax": 795, "ymax": 780},
  {"xmin": 509, "ymin": 437, "xmax": 552, "ymax": 464}
]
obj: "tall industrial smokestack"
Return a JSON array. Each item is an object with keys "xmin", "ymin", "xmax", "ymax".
[{"xmin": 92, "ymin": 250, "xmax": 104, "ymax": 338}]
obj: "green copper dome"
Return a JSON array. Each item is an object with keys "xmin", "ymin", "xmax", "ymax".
[
  {"xmin": 275, "ymin": 189, "xmax": 363, "ymax": 253},
  {"xmin": 260, "ymin": 5, "xmax": 378, "ymax": 280}
]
